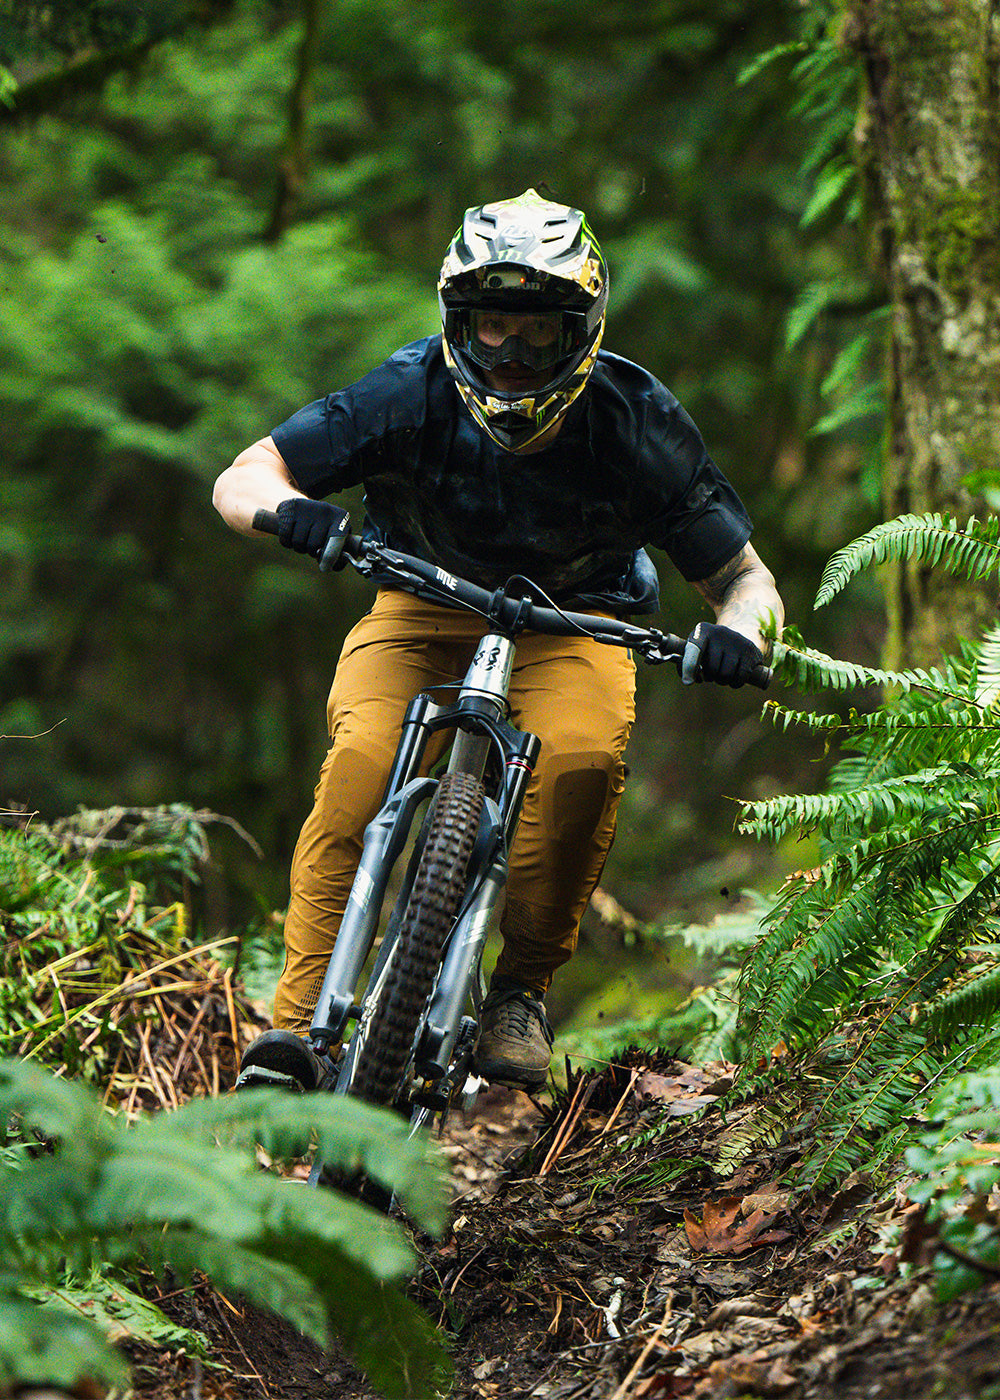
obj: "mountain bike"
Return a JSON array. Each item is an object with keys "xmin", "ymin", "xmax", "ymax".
[{"xmin": 252, "ymin": 510, "xmax": 770, "ymax": 1184}]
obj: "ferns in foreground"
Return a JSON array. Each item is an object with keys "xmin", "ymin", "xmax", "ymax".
[
  {"xmin": 733, "ymin": 513, "xmax": 1000, "ymax": 1190},
  {"xmin": 0, "ymin": 1060, "xmax": 449, "ymax": 1397}
]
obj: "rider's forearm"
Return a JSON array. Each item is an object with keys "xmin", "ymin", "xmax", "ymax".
[
  {"xmin": 692, "ymin": 544, "xmax": 785, "ymax": 658},
  {"xmin": 212, "ymin": 436, "xmax": 306, "ymax": 535}
]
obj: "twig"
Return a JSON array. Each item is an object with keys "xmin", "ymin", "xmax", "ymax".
[
  {"xmin": 540, "ymin": 1076, "xmax": 597, "ymax": 1176},
  {"xmin": 137, "ymin": 1018, "xmax": 176, "ymax": 1109},
  {"xmin": 599, "ymin": 1068, "xmax": 640, "ymax": 1139},
  {"xmin": 102, "ymin": 1043, "xmax": 126, "ymax": 1106},
  {"xmin": 223, "ymin": 965, "xmax": 241, "ymax": 1056},
  {"xmin": 173, "ymin": 992, "xmax": 213, "ymax": 1080},
  {"xmin": 209, "ymin": 1290, "xmax": 270, "ymax": 1396},
  {"xmin": 608, "ymin": 1299, "xmax": 673, "ymax": 1400}
]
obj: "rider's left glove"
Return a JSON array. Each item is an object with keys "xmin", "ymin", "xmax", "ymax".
[
  {"xmin": 681, "ymin": 622, "xmax": 765, "ymax": 688},
  {"xmin": 276, "ymin": 498, "xmax": 350, "ymax": 571}
]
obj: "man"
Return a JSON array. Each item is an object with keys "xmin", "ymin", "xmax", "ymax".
[{"xmin": 213, "ymin": 188, "xmax": 784, "ymax": 1092}]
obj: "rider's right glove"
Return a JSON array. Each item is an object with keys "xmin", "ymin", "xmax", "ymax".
[
  {"xmin": 681, "ymin": 622, "xmax": 765, "ymax": 688},
  {"xmin": 276, "ymin": 498, "xmax": 349, "ymax": 571}
]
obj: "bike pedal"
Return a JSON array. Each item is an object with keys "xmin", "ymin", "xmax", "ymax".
[
  {"xmin": 234, "ymin": 1064, "xmax": 304, "ymax": 1093},
  {"xmin": 461, "ymin": 1073, "xmax": 486, "ymax": 1116}
]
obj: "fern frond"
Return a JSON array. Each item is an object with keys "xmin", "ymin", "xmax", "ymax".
[
  {"xmin": 738, "ymin": 764, "xmax": 965, "ymax": 844},
  {"xmin": 815, "ymin": 513, "xmax": 1000, "ymax": 609},
  {"xmin": 0, "ymin": 1060, "xmax": 451, "ymax": 1399},
  {"xmin": 797, "ymin": 1021, "xmax": 938, "ymax": 1188},
  {"xmin": 0, "ymin": 1286, "xmax": 128, "ymax": 1392},
  {"xmin": 809, "ymin": 379, "xmax": 883, "ymax": 436},
  {"xmin": 141, "ymin": 1088, "xmax": 447, "ymax": 1235},
  {"xmin": 974, "ymin": 626, "xmax": 1000, "ymax": 708},
  {"xmin": 714, "ymin": 1103, "xmax": 788, "ymax": 1177},
  {"xmin": 924, "ymin": 959, "xmax": 1000, "ymax": 1039},
  {"xmin": 773, "ymin": 631, "xmax": 925, "ymax": 695},
  {"xmin": 736, "ymin": 39, "xmax": 808, "ymax": 88}
]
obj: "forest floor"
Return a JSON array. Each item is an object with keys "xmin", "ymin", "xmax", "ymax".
[{"xmin": 126, "ymin": 1048, "xmax": 1000, "ymax": 1400}]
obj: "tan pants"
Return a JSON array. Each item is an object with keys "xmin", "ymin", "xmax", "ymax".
[{"xmin": 272, "ymin": 589, "xmax": 636, "ymax": 1031}]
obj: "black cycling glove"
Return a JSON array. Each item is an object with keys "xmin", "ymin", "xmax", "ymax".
[
  {"xmin": 276, "ymin": 498, "xmax": 349, "ymax": 570},
  {"xmin": 681, "ymin": 622, "xmax": 765, "ymax": 688}
]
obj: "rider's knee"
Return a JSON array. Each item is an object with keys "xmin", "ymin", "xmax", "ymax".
[{"xmin": 540, "ymin": 749, "xmax": 626, "ymax": 844}]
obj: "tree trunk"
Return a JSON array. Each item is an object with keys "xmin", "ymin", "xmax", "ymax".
[
  {"xmin": 263, "ymin": 0, "xmax": 321, "ymax": 244},
  {"xmin": 850, "ymin": 0, "xmax": 1000, "ymax": 667}
]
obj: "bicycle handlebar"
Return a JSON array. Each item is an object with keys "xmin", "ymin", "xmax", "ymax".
[{"xmin": 251, "ymin": 508, "xmax": 771, "ymax": 688}]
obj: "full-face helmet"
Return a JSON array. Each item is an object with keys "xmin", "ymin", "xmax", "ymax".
[{"xmin": 438, "ymin": 188, "xmax": 608, "ymax": 452}]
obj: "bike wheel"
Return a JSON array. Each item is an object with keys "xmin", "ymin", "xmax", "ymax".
[{"xmin": 347, "ymin": 769, "xmax": 485, "ymax": 1109}]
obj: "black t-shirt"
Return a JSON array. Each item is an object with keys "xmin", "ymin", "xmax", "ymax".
[{"xmin": 271, "ymin": 336, "xmax": 752, "ymax": 614}]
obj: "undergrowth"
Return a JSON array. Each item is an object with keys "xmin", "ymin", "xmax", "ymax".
[
  {"xmin": 613, "ymin": 513, "xmax": 1000, "ymax": 1291},
  {"xmin": 0, "ymin": 807, "xmax": 449, "ymax": 1397},
  {"xmin": 0, "ymin": 1059, "xmax": 449, "ymax": 1397}
]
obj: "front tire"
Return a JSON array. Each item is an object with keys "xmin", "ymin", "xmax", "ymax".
[{"xmin": 347, "ymin": 769, "xmax": 485, "ymax": 1108}]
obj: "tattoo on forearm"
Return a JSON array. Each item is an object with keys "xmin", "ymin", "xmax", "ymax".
[
  {"xmin": 693, "ymin": 545, "xmax": 784, "ymax": 652},
  {"xmin": 695, "ymin": 547, "xmax": 755, "ymax": 608}
]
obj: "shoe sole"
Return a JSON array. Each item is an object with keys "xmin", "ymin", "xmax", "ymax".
[{"xmin": 476, "ymin": 1057, "xmax": 549, "ymax": 1089}]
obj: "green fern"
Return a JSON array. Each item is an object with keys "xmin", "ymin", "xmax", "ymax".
[
  {"xmin": 726, "ymin": 515, "xmax": 1000, "ymax": 1188},
  {"xmin": 906, "ymin": 1068, "xmax": 1000, "ymax": 1298},
  {"xmin": 0, "ymin": 1059, "xmax": 449, "ymax": 1397},
  {"xmin": 815, "ymin": 513, "xmax": 1000, "ymax": 609}
]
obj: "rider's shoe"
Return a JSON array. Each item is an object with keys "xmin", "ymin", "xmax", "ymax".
[
  {"xmin": 235, "ymin": 1028, "xmax": 334, "ymax": 1093},
  {"xmin": 475, "ymin": 975, "xmax": 554, "ymax": 1088}
]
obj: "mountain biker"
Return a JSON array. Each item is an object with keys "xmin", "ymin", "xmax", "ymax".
[{"xmin": 213, "ymin": 188, "xmax": 784, "ymax": 1094}]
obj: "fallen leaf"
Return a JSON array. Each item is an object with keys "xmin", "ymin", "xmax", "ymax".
[
  {"xmin": 742, "ymin": 1185, "xmax": 791, "ymax": 1216},
  {"xmin": 699, "ymin": 1354, "xmax": 797, "ymax": 1395},
  {"xmin": 636, "ymin": 1071, "xmax": 688, "ymax": 1102},
  {"xmin": 684, "ymin": 1196, "xmax": 794, "ymax": 1256},
  {"xmin": 635, "ymin": 1372, "xmax": 694, "ymax": 1397}
]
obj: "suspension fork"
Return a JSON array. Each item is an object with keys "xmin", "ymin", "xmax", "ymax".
[{"xmin": 447, "ymin": 632, "xmax": 516, "ymax": 779}]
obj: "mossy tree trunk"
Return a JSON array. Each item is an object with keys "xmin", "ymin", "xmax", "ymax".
[{"xmin": 850, "ymin": 0, "xmax": 1000, "ymax": 668}]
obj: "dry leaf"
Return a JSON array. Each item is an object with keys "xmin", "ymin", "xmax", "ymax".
[{"xmin": 684, "ymin": 1196, "xmax": 794, "ymax": 1256}]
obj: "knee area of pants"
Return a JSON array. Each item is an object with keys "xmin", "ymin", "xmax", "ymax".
[
  {"xmin": 315, "ymin": 742, "xmax": 393, "ymax": 822},
  {"xmin": 541, "ymin": 751, "xmax": 623, "ymax": 843}
]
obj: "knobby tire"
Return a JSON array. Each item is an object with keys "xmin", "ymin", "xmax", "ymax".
[{"xmin": 347, "ymin": 769, "xmax": 485, "ymax": 1109}]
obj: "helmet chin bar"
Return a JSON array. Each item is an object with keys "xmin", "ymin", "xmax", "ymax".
[{"xmin": 442, "ymin": 309, "xmax": 605, "ymax": 453}]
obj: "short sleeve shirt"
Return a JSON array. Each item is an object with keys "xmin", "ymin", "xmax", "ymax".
[{"xmin": 271, "ymin": 336, "xmax": 752, "ymax": 614}]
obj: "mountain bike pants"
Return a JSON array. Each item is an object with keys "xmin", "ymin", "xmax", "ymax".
[{"xmin": 272, "ymin": 588, "xmax": 637, "ymax": 1031}]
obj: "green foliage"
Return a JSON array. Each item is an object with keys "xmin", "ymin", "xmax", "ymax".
[
  {"xmin": 906, "ymin": 1069, "xmax": 1000, "ymax": 1300},
  {"xmin": 0, "ymin": 0, "xmax": 836, "ymax": 929},
  {"xmin": 815, "ymin": 513, "xmax": 1000, "ymax": 609},
  {"xmin": 562, "ymin": 898, "xmax": 767, "ymax": 1066},
  {"xmin": 731, "ymin": 512, "xmax": 1000, "ymax": 1188},
  {"xmin": 742, "ymin": 4, "xmax": 884, "ymax": 516},
  {"xmin": 0, "ymin": 806, "xmax": 233, "ymax": 1069},
  {"xmin": 0, "ymin": 1058, "xmax": 449, "ymax": 1396}
]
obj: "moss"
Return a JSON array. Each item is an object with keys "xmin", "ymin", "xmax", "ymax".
[{"xmin": 920, "ymin": 186, "xmax": 1000, "ymax": 296}]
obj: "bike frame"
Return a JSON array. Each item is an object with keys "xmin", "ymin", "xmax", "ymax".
[{"xmin": 309, "ymin": 628, "xmax": 541, "ymax": 1114}]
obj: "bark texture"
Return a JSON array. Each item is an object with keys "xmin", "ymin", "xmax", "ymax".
[{"xmin": 850, "ymin": 0, "xmax": 1000, "ymax": 666}]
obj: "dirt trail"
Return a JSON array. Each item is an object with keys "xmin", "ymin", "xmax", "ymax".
[{"xmin": 130, "ymin": 1051, "xmax": 1000, "ymax": 1400}]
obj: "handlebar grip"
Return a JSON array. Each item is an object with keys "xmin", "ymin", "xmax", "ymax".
[
  {"xmin": 250, "ymin": 508, "xmax": 364, "ymax": 562},
  {"xmin": 252, "ymin": 508, "xmax": 280, "ymax": 535},
  {"xmin": 750, "ymin": 662, "xmax": 772, "ymax": 690}
]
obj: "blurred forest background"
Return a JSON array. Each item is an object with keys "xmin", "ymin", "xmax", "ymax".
[{"xmin": 0, "ymin": 0, "xmax": 890, "ymax": 1015}]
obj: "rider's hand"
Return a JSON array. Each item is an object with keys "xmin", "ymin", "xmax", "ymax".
[
  {"xmin": 276, "ymin": 498, "xmax": 349, "ymax": 570},
  {"xmin": 681, "ymin": 622, "xmax": 765, "ymax": 688}
]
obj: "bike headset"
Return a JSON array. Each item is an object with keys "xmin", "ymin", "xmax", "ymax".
[{"xmin": 438, "ymin": 187, "xmax": 609, "ymax": 454}]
